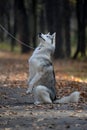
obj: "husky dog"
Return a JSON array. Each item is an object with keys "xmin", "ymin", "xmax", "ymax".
[{"xmin": 26, "ymin": 32, "xmax": 80, "ymax": 104}]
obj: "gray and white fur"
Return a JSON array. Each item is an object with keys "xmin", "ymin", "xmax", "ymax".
[{"xmin": 26, "ymin": 32, "xmax": 80, "ymax": 104}]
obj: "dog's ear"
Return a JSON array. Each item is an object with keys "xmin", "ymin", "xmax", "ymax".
[
  {"xmin": 52, "ymin": 32, "xmax": 56, "ymax": 42},
  {"xmin": 52, "ymin": 32, "xmax": 56, "ymax": 38},
  {"xmin": 48, "ymin": 32, "xmax": 50, "ymax": 35},
  {"xmin": 52, "ymin": 32, "xmax": 56, "ymax": 48}
]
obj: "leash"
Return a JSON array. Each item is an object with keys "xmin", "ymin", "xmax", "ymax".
[{"xmin": 0, "ymin": 24, "xmax": 35, "ymax": 50}]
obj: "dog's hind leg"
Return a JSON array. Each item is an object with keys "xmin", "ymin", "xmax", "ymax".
[{"xmin": 33, "ymin": 85, "xmax": 52, "ymax": 104}]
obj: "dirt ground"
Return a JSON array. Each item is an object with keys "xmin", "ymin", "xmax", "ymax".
[
  {"xmin": 0, "ymin": 52, "xmax": 87, "ymax": 130},
  {"xmin": 0, "ymin": 86, "xmax": 87, "ymax": 130}
]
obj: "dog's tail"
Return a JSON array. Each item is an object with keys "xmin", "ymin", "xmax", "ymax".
[{"xmin": 54, "ymin": 91, "xmax": 80, "ymax": 104}]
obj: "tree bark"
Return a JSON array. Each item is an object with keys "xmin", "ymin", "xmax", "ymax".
[
  {"xmin": 45, "ymin": 0, "xmax": 64, "ymax": 58},
  {"xmin": 14, "ymin": 0, "xmax": 30, "ymax": 53},
  {"xmin": 0, "ymin": 0, "xmax": 6, "ymax": 41},
  {"xmin": 45, "ymin": 0, "xmax": 55, "ymax": 34},
  {"xmin": 32, "ymin": 0, "xmax": 37, "ymax": 48},
  {"xmin": 64, "ymin": 0, "xmax": 71, "ymax": 58},
  {"xmin": 73, "ymin": 0, "xmax": 87, "ymax": 59},
  {"xmin": 54, "ymin": 0, "xmax": 64, "ymax": 58}
]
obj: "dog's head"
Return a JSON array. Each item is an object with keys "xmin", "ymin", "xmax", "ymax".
[{"xmin": 38, "ymin": 32, "xmax": 56, "ymax": 46}]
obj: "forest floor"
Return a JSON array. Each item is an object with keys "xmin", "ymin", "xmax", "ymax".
[{"xmin": 0, "ymin": 51, "xmax": 87, "ymax": 130}]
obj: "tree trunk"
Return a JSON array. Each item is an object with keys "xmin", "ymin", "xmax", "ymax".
[
  {"xmin": 45, "ymin": 0, "xmax": 64, "ymax": 58},
  {"xmin": 0, "ymin": 0, "xmax": 6, "ymax": 41},
  {"xmin": 45, "ymin": 0, "xmax": 55, "ymax": 34},
  {"xmin": 15, "ymin": 0, "xmax": 30, "ymax": 53},
  {"xmin": 9, "ymin": 0, "xmax": 16, "ymax": 51},
  {"xmin": 73, "ymin": 0, "xmax": 86, "ymax": 59},
  {"xmin": 64, "ymin": 0, "xmax": 71, "ymax": 58},
  {"xmin": 39, "ymin": 7, "xmax": 46, "ymax": 33},
  {"xmin": 54, "ymin": 0, "xmax": 64, "ymax": 58},
  {"xmin": 32, "ymin": 0, "xmax": 37, "ymax": 48}
]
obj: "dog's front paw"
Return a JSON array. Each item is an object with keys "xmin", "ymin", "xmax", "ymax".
[
  {"xmin": 34, "ymin": 101, "xmax": 41, "ymax": 105},
  {"xmin": 26, "ymin": 89, "xmax": 32, "ymax": 94}
]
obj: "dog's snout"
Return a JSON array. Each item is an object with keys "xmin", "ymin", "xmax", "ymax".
[
  {"xmin": 38, "ymin": 33, "xmax": 45, "ymax": 41},
  {"xmin": 38, "ymin": 32, "xmax": 41, "ymax": 36}
]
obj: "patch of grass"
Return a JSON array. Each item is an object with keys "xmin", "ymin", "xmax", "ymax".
[
  {"xmin": 0, "ymin": 41, "xmax": 21, "ymax": 53},
  {"xmin": 0, "ymin": 42, "xmax": 10, "ymax": 51}
]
